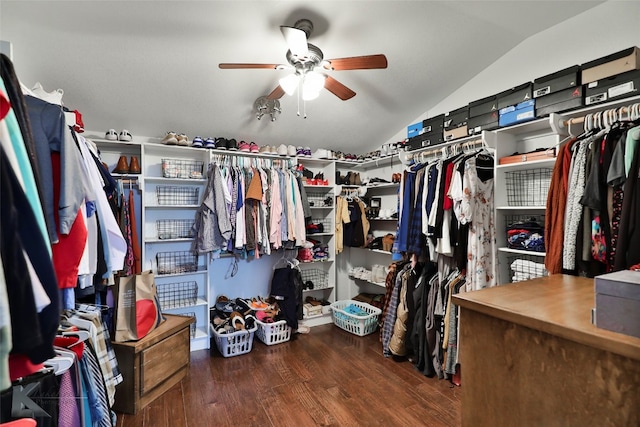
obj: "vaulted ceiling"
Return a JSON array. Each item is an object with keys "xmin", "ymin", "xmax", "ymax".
[{"xmin": 1, "ymin": 1, "xmax": 603, "ymax": 154}]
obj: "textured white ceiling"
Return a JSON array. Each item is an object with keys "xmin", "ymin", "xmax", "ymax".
[{"xmin": 1, "ymin": 1, "xmax": 603, "ymax": 154}]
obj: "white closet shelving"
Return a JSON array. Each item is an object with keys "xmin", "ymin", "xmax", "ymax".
[
  {"xmin": 335, "ymin": 156, "xmax": 402, "ymax": 300},
  {"xmin": 298, "ymin": 157, "xmax": 336, "ymax": 326},
  {"xmin": 142, "ymin": 142, "xmax": 211, "ymax": 351}
]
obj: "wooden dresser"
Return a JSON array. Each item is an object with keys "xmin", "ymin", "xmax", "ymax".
[
  {"xmin": 452, "ymin": 275, "xmax": 640, "ymax": 427},
  {"xmin": 112, "ymin": 314, "xmax": 194, "ymax": 414}
]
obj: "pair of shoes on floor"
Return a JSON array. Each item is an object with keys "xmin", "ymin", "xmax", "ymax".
[
  {"xmin": 161, "ymin": 131, "xmax": 189, "ymax": 146},
  {"xmin": 112, "ymin": 155, "xmax": 141, "ymax": 174},
  {"xmin": 105, "ymin": 129, "xmax": 132, "ymax": 142}
]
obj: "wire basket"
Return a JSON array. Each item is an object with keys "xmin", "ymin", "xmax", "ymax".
[
  {"xmin": 330, "ymin": 300, "xmax": 382, "ymax": 336},
  {"xmin": 175, "ymin": 312, "xmax": 196, "ymax": 338},
  {"xmin": 156, "ymin": 186, "xmax": 200, "ymax": 205},
  {"xmin": 505, "ymin": 214, "xmax": 545, "ymax": 252},
  {"xmin": 157, "ymin": 281, "xmax": 198, "ymax": 309},
  {"xmin": 307, "ymin": 217, "xmax": 333, "ymax": 234},
  {"xmin": 161, "ymin": 158, "xmax": 204, "ymax": 179},
  {"xmin": 307, "ymin": 192, "xmax": 333, "ymax": 208},
  {"xmin": 507, "ymin": 254, "xmax": 548, "ymax": 283},
  {"xmin": 156, "ymin": 219, "xmax": 196, "ymax": 240},
  {"xmin": 156, "ymin": 251, "xmax": 198, "ymax": 275},
  {"xmin": 300, "ymin": 268, "xmax": 329, "ymax": 290},
  {"xmin": 254, "ymin": 319, "xmax": 292, "ymax": 346},
  {"xmin": 211, "ymin": 325, "xmax": 258, "ymax": 357},
  {"xmin": 505, "ymin": 168, "xmax": 552, "ymax": 206}
]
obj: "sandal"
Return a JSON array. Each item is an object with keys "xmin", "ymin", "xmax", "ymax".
[{"xmin": 230, "ymin": 311, "xmax": 246, "ymax": 331}]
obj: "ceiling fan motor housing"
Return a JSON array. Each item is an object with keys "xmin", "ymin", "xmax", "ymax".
[
  {"xmin": 294, "ymin": 19, "xmax": 314, "ymax": 38},
  {"xmin": 287, "ymin": 43, "xmax": 324, "ymax": 71}
]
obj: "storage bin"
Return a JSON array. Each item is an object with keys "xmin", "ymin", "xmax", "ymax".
[
  {"xmin": 330, "ymin": 300, "xmax": 382, "ymax": 336},
  {"xmin": 156, "ymin": 219, "xmax": 196, "ymax": 240},
  {"xmin": 254, "ymin": 319, "xmax": 292, "ymax": 345},
  {"xmin": 211, "ymin": 325, "xmax": 258, "ymax": 357},
  {"xmin": 161, "ymin": 158, "xmax": 204, "ymax": 179},
  {"xmin": 157, "ymin": 281, "xmax": 198, "ymax": 309},
  {"xmin": 504, "ymin": 214, "xmax": 545, "ymax": 252},
  {"xmin": 507, "ymin": 254, "xmax": 548, "ymax": 283},
  {"xmin": 504, "ymin": 168, "xmax": 552, "ymax": 206},
  {"xmin": 156, "ymin": 251, "xmax": 198, "ymax": 275},
  {"xmin": 156, "ymin": 186, "xmax": 200, "ymax": 205},
  {"xmin": 300, "ymin": 268, "xmax": 329, "ymax": 290}
]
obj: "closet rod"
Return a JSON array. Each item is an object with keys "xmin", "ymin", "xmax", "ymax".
[{"xmin": 562, "ymin": 103, "xmax": 640, "ymax": 126}]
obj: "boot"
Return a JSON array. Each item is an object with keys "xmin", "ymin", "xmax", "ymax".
[
  {"xmin": 129, "ymin": 156, "xmax": 141, "ymax": 174},
  {"xmin": 112, "ymin": 155, "xmax": 129, "ymax": 174},
  {"xmin": 354, "ymin": 172, "xmax": 362, "ymax": 186},
  {"xmin": 382, "ymin": 233, "xmax": 395, "ymax": 252}
]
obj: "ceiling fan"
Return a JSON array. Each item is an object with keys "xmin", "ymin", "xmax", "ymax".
[{"xmin": 218, "ymin": 18, "xmax": 388, "ymax": 101}]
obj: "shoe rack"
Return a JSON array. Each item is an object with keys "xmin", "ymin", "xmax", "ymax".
[
  {"xmin": 334, "ymin": 155, "xmax": 403, "ymax": 301},
  {"xmin": 297, "ymin": 157, "xmax": 337, "ymax": 327}
]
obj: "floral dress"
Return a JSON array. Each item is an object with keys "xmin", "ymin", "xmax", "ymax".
[{"xmin": 460, "ymin": 157, "xmax": 496, "ymax": 291}]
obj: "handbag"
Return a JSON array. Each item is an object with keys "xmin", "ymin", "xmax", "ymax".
[{"xmin": 114, "ymin": 270, "xmax": 165, "ymax": 342}]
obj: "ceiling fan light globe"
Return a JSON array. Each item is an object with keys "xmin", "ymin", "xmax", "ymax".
[
  {"xmin": 279, "ymin": 74, "xmax": 299, "ymax": 96},
  {"xmin": 302, "ymin": 88, "xmax": 321, "ymax": 101},
  {"xmin": 303, "ymin": 72, "xmax": 326, "ymax": 93}
]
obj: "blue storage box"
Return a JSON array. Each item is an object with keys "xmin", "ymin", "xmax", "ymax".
[
  {"xmin": 407, "ymin": 122, "xmax": 423, "ymax": 138},
  {"xmin": 499, "ymin": 100, "xmax": 536, "ymax": 127}
]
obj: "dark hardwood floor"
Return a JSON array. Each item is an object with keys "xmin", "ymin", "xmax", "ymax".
[{"xmin": 115, "ymin": 324, "xmax": 461, "ymax": 427}]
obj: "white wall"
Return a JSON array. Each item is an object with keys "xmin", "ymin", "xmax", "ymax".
[{"xmin": 385, "ymin": 0, "xmax": 640, "ymax": 144}]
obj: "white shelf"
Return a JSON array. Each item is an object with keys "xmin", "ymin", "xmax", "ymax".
[
  {"xmin": 498, "ymin": 248, "xmax": 546, "ymax": 257},
  {"xmin": 161, "ymin": 298, "xmax": 209, "ymax": 311},
  {"xmin": 84, "ymin": 136, "xmax": 144, "ymax": 147},
  {"xmin": 496, "ymin": 158, "xmax": 557, "ymax": 171},
  {"xmin": 496, "ymin": 206, "xmax": 546, "ymax": 210},
  {"xmin": 299, "ymin": 258, "xmax": 333, "ymax": 264},
  {"xmin": 350, "ymin": 277, "xmax": 386, "ymax": 287},
  {"xmin": 303, "ymin": 184, "xmax": 333, "ymax": 189},
  {"xmin": 145, "ymin": 177, "xmax": 206, "ymax": 184},
  {"xmin": 155, "ymin": 268, "xmax": 208, "ymax": 279},
  {"xmin": 146, "ymin": 237, "xmax": 195, "ymax": 243},
  {"xmin": 300, "ymin": 313, "xmax": 333, "ymax": 327},
  {"xmin": 303, "ymin": 286, "xmax": 335, "ymax": 292},
  {"xmin": 146, "ymin": 204, "xmax": 200, "ymax": 209},
  {"xmin": 494, "ymin": 116, "xmax": 557, "ymax": 135},
  {"xmin": 310, "ymin": 206, "xmax": 333, "ymax": 209},
  {"xmin": 354, "ymin": 247, "xmax": 392, "ymax": 255},
  {"xmin": 366, "ymin": 183, "xmax": 398, "ymax": 189},
  {"xmin": 369, "ymin": 218, "xmax": 397, "ymax": 221},
  {"xmin": 307, "ymin": 232, "xmax": 334, "ymax": 237}
]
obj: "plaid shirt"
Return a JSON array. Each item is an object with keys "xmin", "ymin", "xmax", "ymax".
[{"xmin": 381, "ymin": 263, "xmax": 410, "ymax": 357}]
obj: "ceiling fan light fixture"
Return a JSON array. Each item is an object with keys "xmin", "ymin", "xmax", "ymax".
[
  {"xmin": 303, "ymin": 71, "xmax": 325, "ymax": 93},
  {"xmin": 279, "ymin": 73, "xmax": 300, "ymax": 96}
]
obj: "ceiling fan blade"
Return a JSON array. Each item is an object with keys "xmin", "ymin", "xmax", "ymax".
[
  {"xmin": 324, "ymin": 75, "xmax": 356, "ymax": 101},
  {"xmin": 267, "ymin": 85, "xmax": 285, "ymax": 100},
  {"xmin": 323, "ymin": 54, "xmax": 388, "ymax": 71},
  {"xmin": 280, "ymin": 26, "xmax": 309, "ymax": 58},
  {"xmin": 219, "ymin": 63, "xmax": 280, "ymax": 69}
]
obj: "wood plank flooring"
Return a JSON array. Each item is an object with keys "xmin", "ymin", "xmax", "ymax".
[{"xmin": 115, "ymin": 324, "xmax": 461, "ymax": 427}]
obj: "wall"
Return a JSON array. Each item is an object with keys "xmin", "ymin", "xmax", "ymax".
[{"xmin": 385, "ymin": 0, "xmax": 640, "ymax": 144}]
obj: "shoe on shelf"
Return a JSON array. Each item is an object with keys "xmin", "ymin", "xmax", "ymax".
[
  {"xmin": 105, "ymin": 129, "xmax": 118, "ymax": 141},
  {"xmin": 239, "ymin": 141, "xmax": 250, "ymax": 152},
  {"xmin": 191, "ymin": 136, "xmax": 204, "ymax": 148},
  {"xmin": 129, "ymin": 156, "xmax": 141, "ymax": 174},
  {"xmin": 119, "ymin": 129, "xmax": 132, "ymax": 142},
  {"xmin": 304, "ymin": 147, "xmax": 312, "ymax": 157},
  {"xmin": 176, "ymin": 133, "xmax": 189, "ymax": 146},
  {"xmin": 287, "ymin": 145, "xmax": 297, "ymax": 157},
  {"xmin": 227, "ymin": 138, "xmax": 239, "ymax": 151},
  {"xmin": 259, "ymin": 144, "xmax": 271, "ymax": 154},
  {"xmin": 215, "ymin": 137, "xmax": 227, "ymax": 150},
  {"xmin": 296, "ymin": 146, "xmax": 305, "ymax": 157},
  {"xmin": 161, "ymin": 131, "xmax": 178, "ymax": 145},
  {"xmin": 277, "ymin": 144, "xmax": 288, "ymax": 156},
  {"xmin": 249, "ymin": 142, "xmax": 259, "ymax": 153},
  {"xmin": 312, "ymin": 148, "xmax": 327, "ymax": 159},
  {"xmin": 112, "ymin": 155, "xmax": 129, "ymax": 174},
  {"xmin": 204, "ymin": 137, "xmax": 216, "ymax": 149}
]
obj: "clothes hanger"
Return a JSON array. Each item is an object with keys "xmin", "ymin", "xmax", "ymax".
[{"xmin": 44, "ymin": 346, "xmax": 75, "ymax": 376}]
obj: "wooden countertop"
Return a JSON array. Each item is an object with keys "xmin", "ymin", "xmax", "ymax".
[{"xmin": 452, "ymin": 274, "xmax": 640, "ymax": 361}]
